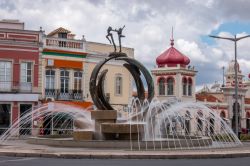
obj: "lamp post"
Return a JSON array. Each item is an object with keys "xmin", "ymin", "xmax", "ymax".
[
  {"xmin": 222, "ymin": 66, "xmax": 225, "ymax": 87},
  {"xmin": 209, "ymin": 34, "xmax": 250, "ymax": 138}
]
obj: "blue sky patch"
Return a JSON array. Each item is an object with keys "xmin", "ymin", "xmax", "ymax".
[{"xmin": 201, "ymin": 21, "xmax": 250, "ymax": 45}]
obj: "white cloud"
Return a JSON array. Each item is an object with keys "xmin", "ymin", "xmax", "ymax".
[
  {"xmin": 176, "ymin": 39, "xmax": 209, "ymax": 63},
  {"xmin": 0, "ymin": 0, "xmax": 250, "ymax": 86}
]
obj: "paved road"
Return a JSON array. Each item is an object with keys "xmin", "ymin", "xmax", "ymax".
[{"xmin": 0, "ymin": 156, "xmax": 250, "ymax": 166}]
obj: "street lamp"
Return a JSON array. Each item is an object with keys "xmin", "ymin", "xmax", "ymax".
[
  {"xmin": 209, "ymin": 34, "xmax": 250, "ymax": 138},
  {"xmin": 222, "ymin": 66, "xmax": 225, "ymax": 87}
]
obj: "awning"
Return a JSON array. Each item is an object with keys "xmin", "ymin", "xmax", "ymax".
[
  {"xmin": 46, "ymin": 59, "xmax": 83, "ymax": 70},
  {"xmin": 54, "ymin": 101, "xmax": 93, "ymax": 110}
]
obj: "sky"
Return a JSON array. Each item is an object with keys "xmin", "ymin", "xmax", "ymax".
[{"xmin": 1, "ymin": 0, "xmax": 250, "ymax": 91}]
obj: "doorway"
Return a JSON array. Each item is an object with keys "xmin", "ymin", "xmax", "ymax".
[
  {"xmin": 19, "ymin": 104, "xmax": 32, "ymax": 135},
  {"xmin": 0, "ymin": 104, "xmax": 11, "ymax": 135}
]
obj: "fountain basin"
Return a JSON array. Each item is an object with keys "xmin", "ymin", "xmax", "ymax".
[{"xmin": 27, "ymin": 137, "xmax": 213, "ymax": 149}]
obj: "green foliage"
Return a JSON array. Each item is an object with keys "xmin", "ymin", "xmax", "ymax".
[
  {"xmin": 212, "ymin": 134, "xmax": 236, "ymax": 142},
  {"xmin": 240, "ymin": 134, "xmax": 250, "ymax": 141}
]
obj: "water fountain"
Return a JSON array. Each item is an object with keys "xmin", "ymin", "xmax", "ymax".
[
  {"xmin": 0, "ymin": 98, "xmax": 242, "ymax": 150},
  {"xmin": 0, "ymin": 26, "xmax": 242, "ymax": 150}
]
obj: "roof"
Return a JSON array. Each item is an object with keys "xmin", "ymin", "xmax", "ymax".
[
  {"xmin": 47, "ymin": 27, "xmax": 71, "ymax": 36},
  {"xmin": 245, "ymin": 98, "xmax": 250, "ymax": 104},
  {"xmin": 156, "ymin": 39, "xmax": 190, "ymax": 67},
  {"xmin": 196, "ymin": 93, "xmax": 221, "ymax": 102}
]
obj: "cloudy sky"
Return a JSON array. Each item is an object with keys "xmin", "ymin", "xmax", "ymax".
[{"xmin": 1, "ymin": 0, "xmax": 250, "ymax": 90}]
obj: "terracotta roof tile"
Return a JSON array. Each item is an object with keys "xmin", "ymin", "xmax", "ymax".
[
  {"xmin": 48, "ymin": 27, "xmax": 71, "ymax": 36},
  {"xmin": 245, "ymin": 98, "xmax": 250, "ymax": 104},
  {"xmin": 196, "ymin": 93, "xmax": 221, "ymax": 102}
]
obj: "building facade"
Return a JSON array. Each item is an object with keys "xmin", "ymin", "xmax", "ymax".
[
  {"xmin": 196, "ymin": 61, "xmax": 250, "ymax": 132},
  {"xmin": 0, "ymin": 21, "xmax": 134, "ymax": 135},
  {"xmin": 0, "ymin": 20, "xmax": 42, "ymax": 135},
  {"xmin": 41, "ymin": 27, "xmax": 134, "ymax": 111}
]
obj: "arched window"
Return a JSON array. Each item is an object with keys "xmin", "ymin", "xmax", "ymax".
[
  {"xmin": 182, "ymin": 77, "xmax": 187, "ymax": 96},
  {"xmin": 158, "ymin": 78, "xmax": 165, "ymax": 95},
  {"xmin": 45, "ymin": 69, "xmax": 55, "ymax": 89},
  {"xmin": 188, "ymin": 78, "xmax": 192, "ymax": 96},
  {"xmin": 167, "ymin": 77, "xmax": 174, "ymax": 95},
  {"xmin": 197, "ymin": 118, "xmax": 203, "ymax": 132},
  {"xmin": 115, "ymin": 74, "xmax": 122, "ymax": 95},
  {"xmin": 220, "ymin": 111, "xmax": 226, "ymax": 119},
  {"xmin": 197, "ymin": 110, "xmax": 203, "ymax": 133},
  {"xmin": 220, "ymin": 111, "xmax": 226, "ymax": 131},
  {"xmin": 185, "ymin": 111, "xmax": 191, "ymax": 134},
  {"xmin": 247, "ymin": 112, "xmax": 250, "ymax": 130}
]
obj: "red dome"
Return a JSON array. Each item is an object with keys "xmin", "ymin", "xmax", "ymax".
[{"xmin": 156, "ymin": 39, "xmax": 190, "ymax": 67}]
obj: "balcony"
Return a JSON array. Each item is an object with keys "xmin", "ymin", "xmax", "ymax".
[
  {"xmin": 45, "ymin": 89, "xmax": 83, "ymax": 101},
  {"xmin": 44, "ymin": 37, "xmax": 86, "ymax": 52},
  {"xmin": 0, "ymin": 81, "xmax": 32, "ymax": 93}
]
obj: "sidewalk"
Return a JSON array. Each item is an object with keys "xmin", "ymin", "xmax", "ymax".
[{"xmin": 0, "ymin": 140, "xmax": 250, "ymax": 159}]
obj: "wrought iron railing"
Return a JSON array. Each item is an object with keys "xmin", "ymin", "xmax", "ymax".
[
  {"xmin": 45, "ymin": 89, "xmax": 83, "ymax": 100},
  {"xmin": 0, "ymin": 81, "xmax": 32, "ymax": 93}
]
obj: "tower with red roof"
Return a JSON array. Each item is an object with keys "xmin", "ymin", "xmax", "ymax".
[{"xmin": 151, "ymin": 30, "xmax": 197, "ymax": 101}]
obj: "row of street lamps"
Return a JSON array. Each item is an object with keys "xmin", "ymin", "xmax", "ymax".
[{"xmin": 209, "ymin": 34, "xmax": 250, "ymax": 137}]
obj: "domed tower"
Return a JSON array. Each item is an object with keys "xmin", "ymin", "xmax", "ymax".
[
  {"xmin": 151, "ymin": 31, "xmax": 197, "ymax": 101},
  {"xmin": 222, "ymin": 60, "xmax": 247, "ymax": 129}
]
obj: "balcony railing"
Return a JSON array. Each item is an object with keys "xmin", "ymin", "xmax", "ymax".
[
  {"xmin": 0, "ymin": 81, "xmax": 32, "ymax": 93},
  {"xmin": 44, "ymin": 37, "xmax": 85, "ymax": 51},
  {"xmin": 45, "ymin": 89, "xmax": 83, "ymax": 101}
]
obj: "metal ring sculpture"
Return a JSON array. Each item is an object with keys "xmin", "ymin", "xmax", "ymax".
[
  {"xmin": 89, "ymin": 52, "xmax": 154, "ymax": 110},
  {"xmin": 89, "ymin": 26, "xmax": 154, "ymax": 110}
]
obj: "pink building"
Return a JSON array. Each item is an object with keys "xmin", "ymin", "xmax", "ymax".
[{"xmin": 0, "ymin": 20, "xmax": 42, "ymax": 135}]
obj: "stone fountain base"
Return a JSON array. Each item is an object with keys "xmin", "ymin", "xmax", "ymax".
[{"xmin": 27, "ymin": 136, "xmax": 212, "ymax": 149}]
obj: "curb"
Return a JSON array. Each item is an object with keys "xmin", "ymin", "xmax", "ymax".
[{"xmin": 0, "ymin": 151, "xmax": 250, "ymax": 159}]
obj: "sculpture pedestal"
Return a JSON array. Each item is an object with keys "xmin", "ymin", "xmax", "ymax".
[
  {"xmin": 73, "ymin": 130, "xmax": 93, "ymax": 141},
  {"xmin": 91, "ymin": 110, "xmax": 117, "ymax": 139},
  {"xmin": 101, "ymin": 123, "xmax": 144, "ymax": 140}
]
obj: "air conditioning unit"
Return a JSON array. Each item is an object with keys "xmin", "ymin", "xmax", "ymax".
[{"xmin": 45, "ymin": 97, "xmax": 55, "ymax": 102}]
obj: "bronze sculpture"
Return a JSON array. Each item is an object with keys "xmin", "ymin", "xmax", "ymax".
[{"xmin": 89, "ymin": 26, "xmax": 154, "ymax": 110}]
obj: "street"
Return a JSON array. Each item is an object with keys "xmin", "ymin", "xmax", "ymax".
[{"xmin": 0, "ymin": 156, "xmax": 250, "ymax": 166}]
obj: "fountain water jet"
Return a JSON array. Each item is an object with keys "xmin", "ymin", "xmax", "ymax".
[{"xmin": 0, "ymin": 98, "xmax": 242, "ymax": 150}]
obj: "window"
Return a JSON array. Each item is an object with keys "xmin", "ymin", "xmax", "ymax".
[
  {"xmin": 60, "ymin": 70, "xmax": 69, "ymax": 93},
  {"xmin": 47, "ymin": 59, "xmax": 54, "ymax": 66},
  {"xmin": 58, "ymin": 33, "xmax": 67, "ymax": 38},
  {"xmin": 20, "ymin": 62, "xmax": 32, "ymax": 91},
  {"xmin": 21, "ymin": 62, "xmax": 32, "ymax": 83},
  {"xmin": 46, "ymin": 69, "xmax": 55, "ymax": 89},
  {"xmin": 0, "ymin": 61, "xmax": 11, "ymax": 91},
  {"xmin": 167, "ymin": 77, "xmax": 174, "ymax": 95},
  {"xmin": 115, "ymin": 74, "xmax": 122, "ymax": 95},
  {"xmin": 188, "ymin": 78, "xmax": 192, "ymax": 96},
  {"xmin": 220, "ymin": 111, "xmax": 226, "ymax": 131},
  {"xmin": 182, "ymin": 77, "xmax": 187, "ymax": 96},
  {"xmin": 0, "ymin": 104, "xmax": 11, "ymax": 135},
  {"xmin": 74, "ymin": 71, "xmax": 82, "ymax": 92},
  {"xmin": 158, "ymin": 78, "xmax": 165, "ymax": 95}
]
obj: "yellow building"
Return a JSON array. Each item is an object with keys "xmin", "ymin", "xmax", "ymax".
[{"xmin": 41, "ymin": 27, "xmax": 134, "ymax": 111}]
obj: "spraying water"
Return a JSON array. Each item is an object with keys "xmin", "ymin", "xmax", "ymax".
[{"xmin": 0, "ymin": 98, "xmax": 242, "ymax": 150}]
